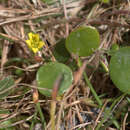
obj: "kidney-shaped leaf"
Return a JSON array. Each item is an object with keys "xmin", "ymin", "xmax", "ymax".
[
  {"xmin": 110, "ymin": 47, "xmax": 130, "ymax": 94},
  {"xmin": 66, "ymin": 26, "xmax": 100, "ymax": 57},
  {"xmin": 36, "ymin": 62, "xmax": 73, "ymax": 97}
]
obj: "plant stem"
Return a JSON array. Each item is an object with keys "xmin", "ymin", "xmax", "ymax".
[
  {"xmin": 30, "ymin": 110, "xmax": 38, "ymax": 130},
  {"xmin": 83, "ymin": 72, "xmax": 102, "ymax": 107},
  {"xmin": 100, "ymin": 60, "xmax": 109, "ymax": 73},
  {"xmin": 50, "ymin": 100, "xmax": 56, "ymax": 130},
  {"xmin": 36, "ymin": 102, "xmax": 46, "ymax": 128},
  {"xmin": 78, "ymin": 57, "xmax": 102, "ymax": 107}
]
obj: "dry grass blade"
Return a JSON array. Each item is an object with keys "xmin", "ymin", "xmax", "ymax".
[
  {"xmin": 0, "ymin": 40, "xmax": 9, "ymax": 74},
  {"xmin": 0, "ymin": 0, "xmax": 129, "ymax": 129}
]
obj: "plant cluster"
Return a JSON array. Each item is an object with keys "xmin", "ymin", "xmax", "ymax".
[{"xmin": 0, "ymin": 0, "xmax": 129, "ymax": 130}]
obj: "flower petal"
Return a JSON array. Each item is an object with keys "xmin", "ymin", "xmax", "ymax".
[
  {"xmin": 38, "ymin": 41, "xmax": 45, "ymax": 49},
  {"xmin": 34, "ymin": 34, "xmax": 40, "ymax": 41},
  {"xmin": 32, "ymin": 48, "xmax": 39, "ymax": 53},
  {"xmin": 28, "ymin": 32, "xmax": 33, "ymax": 40},
  {"xmin": 26, "ymin": 40, "xmax": 32, "ymax": 48},
  {"xmin": 26, "ymin": 32, "xmax": 45, "ymax": 54}
]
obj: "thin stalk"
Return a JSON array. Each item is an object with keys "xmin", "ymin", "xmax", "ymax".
[
  {"xmin": 100, "ymin": 60, "xmax": 109, "ymax": 73},
  {"xmin": 83, "ymin": 72, "xmax": 102, "ymax": 107},
  {"xmin": 36, "ymin": 102, "xmax": 46, "ymax": 128},
  {"xmin": 50, "ymin": 100, "xmax": 56, "ymax": 130},
  {"xmin": 50, "ymin": 74, "xmax": 63, "ymax": 130},
  {"xmin": 30, "ymin": 110, "xmax": 38, "ymax": 130},
  {"xmin": 78, "ymin": 57, "xmax": 102, "ymax": 107}
]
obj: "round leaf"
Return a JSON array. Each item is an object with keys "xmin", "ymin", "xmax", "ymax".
[
  {"xmin": 36, "ymin": 62, "xmax": 73, "ymax": 97},
  {"xmin": 66, "ymin": 26, "xmax": 100, "ymax": 57},
  {"xmin": 110, "ymin": 47, "xmax": 130, "ymax": 94}
]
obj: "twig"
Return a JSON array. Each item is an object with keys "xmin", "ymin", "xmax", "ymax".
[
  {"xmin": 0, "ymin": 8, "xmax": 60, "ymax": 26},
  {"xmin": 93, "ymin": 100, "xmax": 109, "ymax": 129},
  {"xmin": 88, "ymin": 19, "xmax": 130, "ymax": 29},
  {"xmin": 0, "ymin": 114, "xmax": 34, "ymax": 128},
  {"xmin": 122, "ymin": 112, "xmax": 128, "ymax": 130},
  {"xmin": 0, "ymin": 40, "xmax": 9, "ymax": 74},
  {"xmin": 101, "ymin": 10, "xmax": 130, "ymax": 17},
  {"xmin": 63, "ymin": 0, "xmax": 69, "ymax": 37}
]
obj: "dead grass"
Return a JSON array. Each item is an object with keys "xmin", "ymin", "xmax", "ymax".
[{"xmin": 0, "ymin": 0, "xmax": 130, "ymax": 130}]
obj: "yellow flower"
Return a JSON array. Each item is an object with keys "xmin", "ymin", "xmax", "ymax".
[{"xmin": 26, "ymin": 32, "xmax": 45, "ymax": 53}]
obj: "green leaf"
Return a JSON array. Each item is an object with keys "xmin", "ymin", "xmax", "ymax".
[
  {"xmin": 66, "ymin": 26, "xmax": 100, "ymax": 57},
  {"xmin": 53, "ymin": 39, "xmax": 70, "ymax": 63},
  {"xmin": 108, "ymin": 43, "xmax": 119, "ymax": 56},
  {"xmin": 14, "ymin": 69, "xmax": 24, "ymax": 77},
  {"xmin": 0, "ymin": 77, "xmax": 14, "ymax": 99},
  {"xmin": 111, "ymin": 44, "xmax": 119, "ymax": 51},
  {"xmin": 36, "ymin": 62, "xmax": 73, "ymax": 97},
  {"xmin": 110, "ymin": 47, "xmax": 130, "ymax": 94},
  {"xmin": 100, "ymin": 0, "xmax": 110, "ymax": 3}
]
